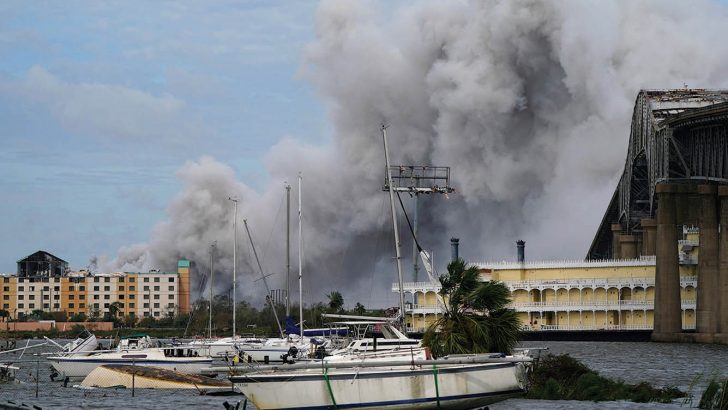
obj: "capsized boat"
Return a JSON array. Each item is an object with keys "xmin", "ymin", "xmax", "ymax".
[
  {"xmin": 48, "ymin": 334, "xmax": 215, "ymax": 380},
  {"xmin": 80, "ymin": 365, "xmax": 232, "ymax": 390},
  {"xmin": 45, "ymin": 329, "xmax": 98, "ymax": 356},
  {"xmin": 230, "ymin": 350, "xmax": 530, "ymax": 409}
]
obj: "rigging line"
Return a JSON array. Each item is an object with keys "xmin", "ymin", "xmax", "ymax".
[
  {"xmin": 395, "ymin": 191, "xmax": 423, "ymax": 252},
  {"xmin": 259, "ymin": 193, "xmax": 286, "ymax": 273},
  {"xmin": 366, "ymin": 193, "xmax": 388, "ymax": 309}
]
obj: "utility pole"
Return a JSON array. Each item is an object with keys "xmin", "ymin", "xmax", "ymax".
[{"xmin": 209, "ymin": 241, "xmax": 216, "ymax": 339}]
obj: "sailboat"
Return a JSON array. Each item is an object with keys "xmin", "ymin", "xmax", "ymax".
[
  {"xmin": 230, "ymin": 126, "xmax": 530, "ymax": 409},
  {"xmin": 235, "ymin": 174, "xmax": 310, "ymax": 364}
]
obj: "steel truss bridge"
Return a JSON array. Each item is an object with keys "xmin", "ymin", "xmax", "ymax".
[{"xmin": 588, "ymin": 89, "xmax": 728, "ymax": 259}]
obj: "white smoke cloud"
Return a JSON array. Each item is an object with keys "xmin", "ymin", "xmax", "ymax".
[{"xmin": 107, "ymin": 0, "xmax": 728, "ymax": 307}]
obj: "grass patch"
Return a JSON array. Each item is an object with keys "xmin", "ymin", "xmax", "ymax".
[{"xmin": 527, "ymin": 354, "xmax": 684, "ymax": 403}]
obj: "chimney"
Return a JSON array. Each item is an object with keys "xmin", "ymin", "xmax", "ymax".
[
  {"xmin": 517, "ymin": 240, "xmax": 525, "ymax": 263},
  {"xmin": 450, "ymin": 238, "xmax": 460, "ymax": 262}
]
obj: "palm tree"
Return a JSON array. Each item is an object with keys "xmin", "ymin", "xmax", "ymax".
[
  {"xmin": 422, "ymin": 258, "xmax": 520, "ymax": 357},
  {"xmin": 326, "ymin": 291, "xmax": 344, "ymax": 313}
]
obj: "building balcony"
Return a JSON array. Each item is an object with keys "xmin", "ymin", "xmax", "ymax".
[
  {"xmin": 503, "ymin": 276, "xmax": 697, "ymax": 290},
  {"xmin": 508, "ymin": 299, "xmax": 695, "ymax": 312},
  {"xmin": 534, "ymin": 323, "xmax": 696, "ymax": 331}
]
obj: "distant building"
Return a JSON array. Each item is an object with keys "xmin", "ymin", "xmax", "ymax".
[
  {"xmin": 17, "ymin": 250, "xmax": 69, "ymax": 278},
  {"xmin": 0, "ymin": 254, "xmax": 192, "ymax": 321},
  {"xmin": 395, "ymin": 228, "xmax": 699, "ymax": 333}
]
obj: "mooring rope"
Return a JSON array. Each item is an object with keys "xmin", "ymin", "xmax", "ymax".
[
  {"xmin": 433, "ymin": 364, "xmax": 441, "ymax": 409},
  {"xmin": 324, "ymin": 367, "xmax": 338, "ymax": 409}
]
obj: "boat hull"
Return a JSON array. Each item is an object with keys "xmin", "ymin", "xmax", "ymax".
[
  {"xmin": 49, "ymin": 356, "xmax": 214, "ymax": 379},
  {"xmin": 232, "ymin": 361, "xmax": 525, "ymax": 409}
]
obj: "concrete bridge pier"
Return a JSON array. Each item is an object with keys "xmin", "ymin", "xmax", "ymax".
[
  {"xmin": 619, "ymin": 235, "xmax": 638, "ymax": 259},
  {"xmin": 716, "ymin": 187, "xmax": 728, "ymax": 344},
  {"xmin": 641, "ymin": 218, "xmax": 657, "ymax": 256},
  {"xmin": 696, "ymin": 185, "xmax": 719, "ymax": 342},
  {"xmin": 652, "ymin": 184, "xmax": 683, "ymax": 341},
  {"xmin": 611, "ymin": 224, "xmax": 622, "ymax": 259}
]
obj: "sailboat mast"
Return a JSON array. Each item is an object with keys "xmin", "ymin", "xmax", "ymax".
[
  {"xmin": 298, "ymin": 173, "xmax": 304, "ymax": 339},
  {"xmin": 286, "ymin": 183, "xmax": 291, "ymax": 317},
  {"xmin": 244, "ymin": 219, "xmax": 285, "ymax": 338},
  {"xmin": 381, "ymin": 125, "xmax": 406, "ymax": 331},
  {"xmin": 228, "ymin": 197, "xmax": 238, "ymax": 338},
  {"xmin": 209, "ymin": 241, "xmax": 216, "ymax": 339}
]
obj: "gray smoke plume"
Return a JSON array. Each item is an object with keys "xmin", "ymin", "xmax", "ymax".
[{"xmin": 105, "ymin": 0, "xmax": 728, "ymax": 308}]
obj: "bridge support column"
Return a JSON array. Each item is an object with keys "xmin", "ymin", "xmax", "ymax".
[
  {"xmin": 619, "ymin": 235, "xmax": 638, "ymax": 259},
  {"xmin": 652, "ymin": 184, "xmax": 682, "ymax": 341},
  {"xmin": 717, "ymin": 187, "xmax": 728, "ymax": 343},
  {"xmin": 641, "ymin": 218, "xmax": 657, "ymax": 256},
  {"xmin": 611, "ymin": 224, "xmax": 622, "ymax": 259},
  {"xmin": 696, "ymin": 185, "xmax": 718, "ymax": 341}
]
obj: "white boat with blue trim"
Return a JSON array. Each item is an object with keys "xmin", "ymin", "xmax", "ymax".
[
  {"xmin": 230, "ymin": 351, "xmax": 529, "ymax": 409},
  {"xmin": 48, "ymin": 334, "xmax": 215, "ymax": 379}
]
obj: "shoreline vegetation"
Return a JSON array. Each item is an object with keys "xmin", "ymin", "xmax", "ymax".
[{"xmin": 527, "ymin": 353, "xmax": 685, "ymax": 404}]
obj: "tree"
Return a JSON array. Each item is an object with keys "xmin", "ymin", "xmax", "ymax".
[
  {"xmin": 0, "ymin": 309, "xmax": 9, "ymax": 322},
  {"xmin": 326, "ymin": 291, "xmax": 344, "ymax": 313},
  {"xmin": 353, "ymin": 303, "xmax": 366, "ymax": 316},
  {"xmin": 422, "ymin": 258, "xmax": 521, "ymax": 357}
]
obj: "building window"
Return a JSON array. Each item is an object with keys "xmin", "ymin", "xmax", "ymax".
[
  {"xmin": 104, "ymin": 286, "xmax": 110, "ymax": 291},
  {"xmin": 18, "ymin": 303, "xmax": 24, "ymax": 308},
  {"xmin": 118, "ymin": 286, "xmax": 124, "ymax": 291},
  {"xmin": 29, "ymin": 295, "xmax": 34, "ymax": 300},
  {"xmin": 169, "ymin": 277, "xmax": 175, "ymax": 283},
  {"xmin": 94, "ymin": 277, "xmax": 99, "ymax": 283},
  {"xmin": 118, "ymin": 277, "xmax": 125, "ymax": 283},
  {"xmin": 29, "ymin": 303, "xmax": 34, "ymax": 309},
  {"xmin": 104, "ymin": 295, "xmax": 110, "ymax": 300},
  {"xmin": 80, "ymin": 286, "xmax": 85, "ymax": 291},
  {"xmin": 129, "ymin": 294, "xmax": 135, "ymax": 300},
  {"xmin": 2, "ymin": 286, "xmax": 8, "ymax": 291},
  {"xmin": 154, "ymin": 303, "xmax": 160, "ymax": 308},
  {"xmin": 104, "ymin": 277, "xmax": 110, "ymax": 283},
  {"xmin": 143, "ymin": 294, "xmax": 149, "ymax": 300},
  {"xmin": 94, "ymin": 295, "xmax": 99, "ymax": 300},
  {"xmin": 153, "ymin": 294, "xmax": 159, "ymax": 300},
  {"xmin": 119, "ymin": 303, "xmax": 124, "ymax": 308},
  {"xmin": 43, "ymin": 294, "xmax": 49, "ymax": 300},
  {"xmin": 18, "ymin": 286, "xmax": 24, "ymax": 291},
  {"xmin": 69, "ymin": 295, "xmax": 74, "ymax": 300},
  {"xmin": 168, "ymin": 303, "xmax": 174, "ymax": 308},
  {"xmin": 129, "ymin": 277, "xmax": 135, "ymax": 283},
  {"xmin": 94, "ymin": 303, "xmax": 99, "ymax": 308},
  {"xmin": 79, "ymin": 303, "xmax": 85, "ymax": 308},
  {"xmin": 2, "ymin": 304, "xmax": 8, "ymax": 309},
  {"xmin": 143, "ymin": 286, "xmax": 149, "ymax": 291},
  {"xmin": 154, "ymin": 277, "xmax": 160, "ymax": 283},
  {"xmin": 54, "ymin": 295, "xmax": 59, "ymax": 300},
  {"xmin": 3, "ymin": 278, "xmax": 8, "ymax": 283},
  {"xmin": 69, "ymin": 285, "xmax": 75, "ymax": 291},
  {"xmin": 53, "ymin": 303, "xmax": 59, "ymax": 309},
  {"xmin": 153, "ymin": 311, "xmax": 160, "ymax": 317},
  {"xmin": 93, "ymin": 286, "xmax": 99, "ymax": 291},
  {"xmin": 153, "ymin": 286, "xmax": 159, "ymax": 291},
  {"xmin": 80, "ymin": 294, "xmax": 85, "ymax": 300},
  {"xmin": 54, "ymin": 286, "xmax": 60, "ymax": 291},
  {"xmin": 168, "ymin": 286, "xmax": 175, "ymax": 291},
  {"xmin": 119, "ymin": 295, "xmax": 125, "ymax": 300},
  {"xmin": 143, "ymin": 278, "xmax": 149, "ymax": 283},
  {"xmin": 18, "ymin": 295, "xmax": 24, "ymax": 300},
  {"xmin": 43, "ymin": 286, "xmax": 49, "ymax": 291},
  {"xmin": 2, "ymin": 295, "xmax": 8, "ymax": 300},
  {"xmin": 130, "ymin": 303, "xmax": 135, "ymax": 308},
  {"xmin": 169, "ymin": 294, "xmax": 174, "ymax": 300},
  {"xmin": 43, "ymin": 303, "xmax": 49, "ymax": 309},
  {"xmin": 130, "ymin": 286, "xmax": 135, "ymax": 291},
  {"xmin": 104, "ymin": 303, "xmax": 109, "ymax": 308},
  {"xmin": 144, "ymin": 312, "xmax": 149, "ymax": 317},
  {"xmin": 29, "ymin": 286, "xmax": 34, "ymax": 291},
  {"xmin": 143, "ymin": 303, "xmax": 149, "ymax": 308}
]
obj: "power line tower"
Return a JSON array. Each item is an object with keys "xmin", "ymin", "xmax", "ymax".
[{"xmin": 382, "ymin": 165, "xmax": 454, "ymax": 286}]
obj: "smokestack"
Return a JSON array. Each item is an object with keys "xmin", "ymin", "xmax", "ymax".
[
  {"xmin": 450, "ymin": 238, "xmax": 460, "ymax": 262},
  {"xmin": 517, "ymin": 240, "xmax": 525, "ymax": 263}
]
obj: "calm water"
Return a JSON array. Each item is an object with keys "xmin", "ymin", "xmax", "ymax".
[{"xmin": 2, "ymin": 339, "xmax": 727, "ymax": 409}]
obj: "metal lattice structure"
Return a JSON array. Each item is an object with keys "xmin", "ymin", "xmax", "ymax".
[
  {"xmin": 588, "ymin": 89, "xmax": 728, "ymax": 259},
  {"xmin": 382, "ymin": 165, "xmax": 454, "ymax": 194}
]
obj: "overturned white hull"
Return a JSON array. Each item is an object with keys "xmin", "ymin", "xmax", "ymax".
[
  {"xmin": 48, "ymin": 349, "xmax": 214, "ymax": 379},
  {"xmin": 232, "ymin": 359, "xmax": 526, "ymax": 409},
  {"xmin": 81, "ymin": 365, "xmax": 230, "ymax": 390}
]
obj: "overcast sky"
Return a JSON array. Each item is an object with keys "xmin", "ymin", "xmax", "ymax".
[
  {"xmin": 0, "ymin": 1, "xmax": 326, "ymax": 273},
  {"xmin": 3, "ymin": 1, "xmax": 728, "ymax": 310}
]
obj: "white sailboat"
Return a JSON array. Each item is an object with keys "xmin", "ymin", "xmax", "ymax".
[
  {"xmin": 48, "ymin": 334, "xmax": 215, "ymax": 380},
  {"xmin": 230, "ymin": 126, "xmax": 530, "ymax": 409}
]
